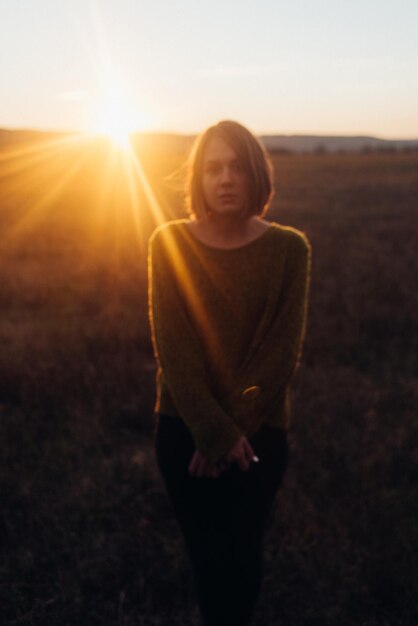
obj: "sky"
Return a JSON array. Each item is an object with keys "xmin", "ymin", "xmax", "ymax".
[{"xmin": 1, "ymin": 0, "xmax": 417, "ymax": 138}]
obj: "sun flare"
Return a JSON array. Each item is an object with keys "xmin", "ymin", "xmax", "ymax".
[
  {"xmin": 92, "ymin": 91, "xmax": 135, "ymax": 149},
  {"xmin": 90, "ymin": 83, "xmax": 153, "ymax": 150}
]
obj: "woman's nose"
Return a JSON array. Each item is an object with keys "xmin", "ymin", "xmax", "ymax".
[{"xmin": 220, "ymin": 166, "xmax": 234, "ymax": 185}]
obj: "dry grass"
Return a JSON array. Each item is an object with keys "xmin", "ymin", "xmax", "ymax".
[{"xmin": 0, "ymin": 138, "xmax": 417, "ymax": 624}]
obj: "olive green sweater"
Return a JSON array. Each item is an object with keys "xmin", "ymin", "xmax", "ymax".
[{"xmin": 148, "ymin": 219, "xmax": 311, "ymax": 464}]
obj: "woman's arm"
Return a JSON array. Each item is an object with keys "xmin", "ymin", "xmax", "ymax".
[
  {"xmin": 228, "ymin": 231, "xmax": 311, "ymax": 433},
  {"xmin": 148, "ymin": 228, "xmax": 243, "ymax": 465}
]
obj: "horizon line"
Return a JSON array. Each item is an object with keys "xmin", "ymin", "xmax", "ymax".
[{"xmin": 1, "ymin": 125, "xmax": 418, "ymax": 142}]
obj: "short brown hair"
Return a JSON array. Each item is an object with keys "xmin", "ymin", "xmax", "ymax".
[{"xmin": 185, "ymin": 120, "xmax": 274, "ymax": 219}]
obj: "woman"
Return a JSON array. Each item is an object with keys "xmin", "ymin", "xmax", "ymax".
[{"xmin": 148, "ymin": 120, "xmax": 311, "ymax": 625}]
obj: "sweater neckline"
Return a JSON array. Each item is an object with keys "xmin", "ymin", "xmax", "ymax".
[{"xmin": 183, "ymin": 222, "xmax": 275, "ymax": 253}]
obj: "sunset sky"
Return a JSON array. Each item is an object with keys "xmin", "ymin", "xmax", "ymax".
[{"xmin": 1, "ymin": 0, "xmax": 417, "ymax": 138}]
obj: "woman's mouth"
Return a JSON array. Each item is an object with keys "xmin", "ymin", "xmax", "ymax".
[{"xmin": 218, "ymin": 194, "xmax": 237, "ymax": 201}]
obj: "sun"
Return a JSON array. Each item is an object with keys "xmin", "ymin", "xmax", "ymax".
[{"xmin": 91, "ymin": 90, "xmax": 136, "ymax": 149}]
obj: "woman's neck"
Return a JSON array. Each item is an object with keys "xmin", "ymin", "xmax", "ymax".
[{"xmin": 187, "ymin": 216, "xmax": 270, "ymax": 249}]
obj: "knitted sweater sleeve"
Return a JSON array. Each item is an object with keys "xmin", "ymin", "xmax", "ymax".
[
  {"xmin": 148, "ymin": 228, "xmax": 243, "ymax": 464},
  {"xmin": 228, "ymin": 230, "xmax": 311, "ymax": 433}
]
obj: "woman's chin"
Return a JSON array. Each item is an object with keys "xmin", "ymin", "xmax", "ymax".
[{"xmin": 211, "ymin": 204, "xmax": 244, "ymax": 217}]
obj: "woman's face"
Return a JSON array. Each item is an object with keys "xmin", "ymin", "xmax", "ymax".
[{"xmin": 201, "ymin": 135, "xmax": 249, "ymax": 217}]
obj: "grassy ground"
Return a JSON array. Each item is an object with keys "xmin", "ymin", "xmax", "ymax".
[{"xmin": 1, "ymin": 140, "xmax": 417, "ymax": 624}]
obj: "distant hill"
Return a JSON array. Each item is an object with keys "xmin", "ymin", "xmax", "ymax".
[
  {"xmin": 132, "ymin": 131, "xmax": 418, "ymax": 154},
  {"xmin": 1, "ymin": 128, "xmax": 418, "ymax": 154},
  {"xmin": 260, "ymin": 134, "xmax": 418, "ymax": 153}
]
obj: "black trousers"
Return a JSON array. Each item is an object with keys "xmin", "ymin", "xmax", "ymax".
[{"xmin": 154, "ymin": 413, "xmax": 289, "ymax": 626}]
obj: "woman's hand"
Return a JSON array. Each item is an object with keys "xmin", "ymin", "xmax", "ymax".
[
  {"xmin": 188, "ymin": 450, "xmax": 230, "ymax": 478},
  {"xmin": 188, "ymin": 435, "xmax": 256, "ymax": 478},
  {"xmin": 225, "ymin": 436, "xmax": 256, "ymax": 472}
]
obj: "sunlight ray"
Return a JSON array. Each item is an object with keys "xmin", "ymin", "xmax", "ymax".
[
  {"xmin": 123, "ymin": 150, "xmax": 146, "ymax": 255},
  {"xmin": 128, "ymin": 148, "xmax": 223, "ymax": 352},
  {"xmin": 129, "ymin": 150, "xmax": 167, "ymax": 226},
  {"xmin": 4, "ymin": 142, "xmax": 96, "ymax": 247},
  {"xmin": 0, "ymin": 138, "xmax": 92, "ymax": 195},
  {"xmin": 0, "ymin": 132, "xmax": 90, "ymax": 167},
  {"xmin": 84, "ymin": 140, "xmax": 122, "ymax": 251},
  {"xmin": 0, "ymin": 136, "xmax": 99, "ymax": 225}
]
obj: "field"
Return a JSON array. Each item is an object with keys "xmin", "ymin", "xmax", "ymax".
[{"xmin": 1, "ymin": 134, "xmax": 417, "ymax": 625}]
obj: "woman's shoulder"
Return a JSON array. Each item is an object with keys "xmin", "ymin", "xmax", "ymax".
[
  {"xmin": 268, "ymin": 221, "xmax": 311, "ymax": 254},
  {"xmin": 149, "ymin": 219, "xmax": 190, "ymax": 248}
]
